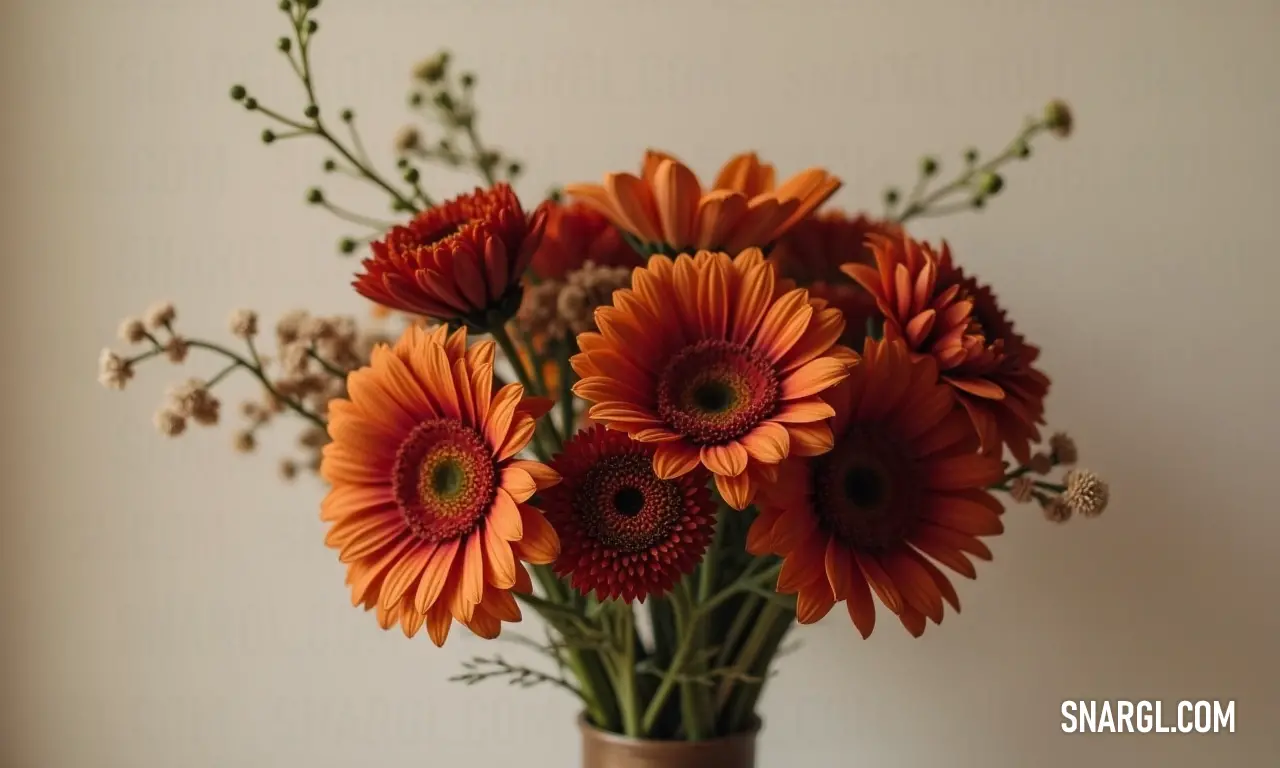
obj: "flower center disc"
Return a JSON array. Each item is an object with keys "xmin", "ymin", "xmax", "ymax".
[
  {"xmin": 392, "ymin": 419, "xmax": 497, "ymax": 542},
  {"xmin": 575, "ymin": 454, "xmax": 683, "ymax": 552},
  {"xmin": 656, "ymin": 339, "xmax": 779, "ymax": 445},
  {"xmin": 812, "ymin": 427, "xmax": 922, "ymax": 551}
]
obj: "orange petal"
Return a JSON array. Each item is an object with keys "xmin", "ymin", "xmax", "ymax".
[
  {"xmin": 458, "ymin": 532, "xmax": 486, "ymax": 622},
  {"xmin": 771, "ymin": 398, "xmax": 836, "ymax": 424},
  {"xmin": 484, "ymin": 383, "xmax": 523, "ymax": 453},
  {"xmin": 506, "ymin": 460, "xmax": 561, "ymax": 490},
  {"xmin": 777, "ymin": 532, "xmax": 827, "ymax": 593},
  {"xmin": 482, "ymin": 522, "xmax": 517, "ymax": 589},
  {"xmin": 881, "ymin": 549, "xmax": 944, "ymax": 624},
  {"xmin": 605, "ymin": 173, "xmax": 663, "ymax": 243},
  {"xmin": 824, "ymin": 539, "xmax": 854, "ymax": 601},
  {"xmin": 855, "ymin": 552, "xmax": 903, "ymax": 614},
  {"xmin": 480, "ymin": 584, "xmax": 522, "ymax": 623},
  {"xmin": 696, "ymin": 251, "xmax": 730, "ymax": 340},
  {"xmin": 415, "ymin": 538, "xmax": 459, "ymax": 612},
  {"xmin": 498, "ymin": 414, "xmax": 537, "ymax": 461},
  {"xmin": 796, "ymin": 579, "xmax": 837, "ymax": 624},
  {"xmin": 714, "ymin": 470, "xmax": 755, "ymax": 510},
  {"xmin": 426, "ymin": 601, "xmax": 452, "ymax": 646},
  {"xmin": 517, "ymin": 396, "xmax": 555, "ymax": 420},
  {"xmin": 945, "ymin": 376, "xmax": 1006, "ymax": 401},
  {"xmin": 378, "ymin": 542, "xmax": 433, "ymax": 610},
  {"xmin": 769, "ymin": 506, "xmax": 819, "ymax": 552},
  {"xmin": 653, "ymin": 159, "xmax": 701, "ymax": 248},
  {"xmin": 466, "ymin": 606, "xmax": 502, "ymax": 639},
  {"xmin": 513, "ymin": 504, "xmax": 560, "ymax": 564},
  {"xmin": 729, "ymin": 259, "xmax": 775, "ymax": 345},
  {"xmin": 923, "ymin": 454, "xmax": 1004, "ymax": 491},
  {"xmin": 746, "ymin": 506, "xmax": 785, "ymax": 555},
  {"xmin": 784, "ymin": 421, "xmax": 834, "ymax": 457},
  {"xmin": 701, "ymin": 442, "xmax": 748, "ymax": 477},
  {"xmin": 488, "ymin": 488, "xmax": 524, "ymax": 541},
  {"xmin": 846, "ymin": 566, "xmax": 877, "ymax": 639},
  {"xmin": 693, "ymin": 190, "xmax": 748, "ymax": 250},
  {"xmin": 752, "ymin": 288, "xmax": 812, "ymax": 364},
  {"xmin": 925, "ymin": 492, "xmax": 1004, "ymax": 536},
  {"xmin": 898, "ymin": 605, "xmax": 928, "ymax": 638},
  {"xmin": 780, "ymin": 357, "xmax": 850, "ymax": 400},
  {"xmin": 653, "ymin": 441, "xmax": 701, "ymax": 479},
  {"xmin": 740, "ymin": 422, "xmax": 790, "ymax": 464}
]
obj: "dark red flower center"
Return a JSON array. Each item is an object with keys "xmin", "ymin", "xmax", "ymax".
[
  {"xmin": 657, "ymin": 339, "xmax": 779, "ymax": 445},
  {"xmin": 392, "ymin": 419, "xmax": 497, "ymax": 542},
  {"xmin": 574, "ymin": 453, "xmax": 684, "ymax": 552},
  {"xmin": 812, "ymin": 426, "xmax": 922, "ymax": 552}
]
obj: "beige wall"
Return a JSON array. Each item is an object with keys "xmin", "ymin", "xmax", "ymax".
[{"xmin": 3, "ymin": 0, "xmax": 1278, "ymax": 765}]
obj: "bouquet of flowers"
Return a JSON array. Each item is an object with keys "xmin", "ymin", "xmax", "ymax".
[{"xmin": 98, "ymin": 0, "xmax": 1109, "ymax": 757}]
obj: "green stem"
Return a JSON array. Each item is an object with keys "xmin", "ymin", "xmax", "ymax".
[
  {"xmin": 307, "ymin": 347, "xmax": 348, "ymax": 378},
  {"xmin": 205, "ymin": 361, "xmax": 241, "ymax": 388},
  {"xmin": 673, "ymin": 584, "xmax": 710, "ymax": 741},
  {"xmin": 184, "ymin": 340, "xmax": 326, "ymax": 429},
  {"xmin": 725, "ymin": 606, "xmax": 794, "ymax": 732},
  {"xmin": 490, "ymin": 323, "xmax": 542, "ymax": 397},
  {"xmin": 556, "ymin": 338, "xmax": 578, "ymax": 443},
  {"xmin": 616, "ymin": 606, "xmax": 643, "ymax": 737}
]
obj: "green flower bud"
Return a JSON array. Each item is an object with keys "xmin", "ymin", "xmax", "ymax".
[
  {"xmin": 413, "ymin": 52, "xmax": 451, "ymax": 84},
  {"xmin": 303, "ymin": 104, "xmax": 319, "ymax": 119},
  {"xmin": 408, "ymin": 91, "xmax": 424, "ymax": 108},
  {"xmin": 277, "ymin": 37, "xmax": 292, "ymax": 53},
  {"xmin": 304, "ymin": 0, "xmax": 321, "ymax": 9},
  {"xmin": 305, "ymin": 19, "xmax": 319, "ymax": 34},
  {"xmin": 460, "ymin": 72, "xmax": 475, "ymax": 89},
  {"xmin": 322, "ymin": 158, "xmax": 337, "ymax": 172},
  {"xmin": 403, "ymin": 167, "xmax": 420, "ymax": 184},
  {"xmin": 306, "ymin": 187, "xmax": 324, "ymax": 204},
  {"xmin": 920, "ymin": 155, "xmax": 939, "ymax": 176},
  {"xmin": 976, "ymin": 171, "xmax": 1004, "ymax": 196},
  {"xmin": 971, "ymin": 195, "xmax": 986, "ymax": 209},
  {"xmin": 506, "ymin": 161, "xmax": 522, "ymax": 177},
  {"xmin": 339, "ymin": 108, "xmax": 354, "ymax": 122},
  {"xmin": 432, "ymin": 91, "xmax": 454, "ymax": 111},
  {"xmin": 391, "ymin": 199, "xmax": 414, "ymax": 213},
  {"xmin": 243, "ymin": 97, "xmax": 258, "ymax": 111},
  {"xmin": 229, "ymin": 85, "xmax": 247, "ymax": 101},
  {"xmin": 963, "ymin": 147, "xmax": 979, "ymax": 164},
  {"xmin": 1014, "ymin": 140, "xmax": 1031, "ymax": 159},
  {"xmin": 261, "ymin": 129, "xmax": 276, "ymax": 144},
  {"xmin": 547, "ymin": 186, "xmax": 563, "ymax": 203},
  {"xmin": 883, "ymin": 187, "xmax": 900, "ymax": 206},
  {"xmin": 339, "ymin": 237, "xmax": 357, "ymax": 254},
  {"xmin": 277, "ymin": 0, "xmax": 290, "ymax": 11},
  {"xmin": 395, "ymin": 157, "xmax": 409, "ymax": 169},
  {"xmin": 1044, "ymin": 99, "xmax": 1073, "ymax": 138}
]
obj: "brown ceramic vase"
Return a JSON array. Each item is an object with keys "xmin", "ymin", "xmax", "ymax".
[{"xmin": 579, "ymin": 715, "xmax": 760, "ymax": 768}]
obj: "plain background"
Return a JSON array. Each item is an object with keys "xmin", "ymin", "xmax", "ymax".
[{"xmin": 3, "ymin": 0, "xmax": 1278, "ymax": 765}]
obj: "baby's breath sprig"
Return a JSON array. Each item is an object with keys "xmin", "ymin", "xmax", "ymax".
[
  {"xmin": 399, "ymin": 52, "xmax": 523, "ymax": 186},
  {"xmin": 883, "ymin": 100, "xmax": 1073, "ymax": 223},
  {"xmin": 229, "ymin": 0, "xmax": 419, "ymax": 253}
]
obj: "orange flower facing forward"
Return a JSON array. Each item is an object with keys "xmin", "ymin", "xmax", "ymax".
[
  {"xmin": 544, "ymin": 426, "xmax": 717, "ymax": 601},
  {"xmin": 571, "ymin": 248, "xmax": 855, "ymax": 510},
  {"xmin": 749, "ymin": 338, "xmax": 1005, "ymax": 638},
  {"xmin": 320, "ymin": 324, "xmax": 561, "ymax": 645},
  {"xmin": 770, "ymin": 211, "xmax": 904, "ymax": 345},
  {"xmin": 529, "ymin": 201, "xmax": 643, "ymax": 281},
  {"xmin": 564, "ymin": 151, "xmax": 840, "ymax": 256},
  {"xmin": 842, "ymin": 234, "xmax": 1050, "ymax": 462},
  {"xmin": 354, "ymin": 184, "xmax": 549, "ymax": 327}
]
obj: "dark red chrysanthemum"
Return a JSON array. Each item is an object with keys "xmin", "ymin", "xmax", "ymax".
[
  {"xmin": 354, "ymin": 184, "xmax": 549, "ymax": 326},
  {"xmin": 843, "ymin": 234, "xmax": 1050, "ymax": 463},
  {"xmin": 544, "ymin": 426, "xmax": 717, "ymax": 602},
  {"xmin": 528, "ymin": 201, "xmax": 643, "ymax": 281}
]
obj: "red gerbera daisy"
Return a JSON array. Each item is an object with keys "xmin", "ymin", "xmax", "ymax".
[
  {"xmin": 354, "ymin": 184, "xmax": 549, "ymax": 327},
  {"xmin": 842, "ymin": 233, "xmax": 1050, "ymax": 462},
  {"xmin": 749, "ymin": 338, "xmax": 1006, "ymax": 638},
  {"xmin": 543, "ymin": 426, "xmax": 717, "ymax": 601}
]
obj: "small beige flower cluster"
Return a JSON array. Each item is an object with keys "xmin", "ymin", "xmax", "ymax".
[
  {"xmin": 516, "ymin": 261, "xmax": 633, "ymax": 340},
  {"xmin": 1000, "ymin": 433, "xmax": 1110, "ymax": 523},
  {"xmin": 99, "ymin": 300, "xmax": 400, "ymax": 483}
]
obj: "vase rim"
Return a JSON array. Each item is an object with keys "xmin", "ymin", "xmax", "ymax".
[{"xmin": 576, "ymin": 712, "xmax": 763, "ymax": 748}]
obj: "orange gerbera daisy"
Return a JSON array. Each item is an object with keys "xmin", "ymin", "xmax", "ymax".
[
  {"xmin": 564, "ymin": 150, "xmax": 840, "ymax": 256},
  {"xmin": 544, "ymin": 426, "xmax": 716, "ymax": 601},
  {"xmin": 749, "ymin": 338, "xmax": 1005, "ymax": 638},
  {"xmin": 770, "ymin": 211, "xmax": 903, "ymax": 345},
  {"xmin": 570, "ymin": 248, "xmax": 855, "ymax": 510},
  {"xmin": 529, "ymin": 201, "xmax": 643, "ymax": 281},
  {"xmin": 354, "ymin": 184, "xmax": 549, "ymax": 327},
  {"xmin": 842, "ymin": 234, "xmax": 1049, "ymax": 462},
  {"xmin": 320, "ymin": 324, "xmax": 561, "ymax": 645}
]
